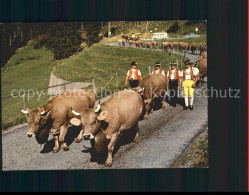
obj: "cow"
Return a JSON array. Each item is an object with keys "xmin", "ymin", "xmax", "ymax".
[
  {"xmin": 151, "ymin": 41, "xmax": 158, "ymax": 49},
  {"xmin": 178, "ymin": 42, "xmax": 189, "ymax": 52},
  {"xmin": 134, "ymin": 36, "xmax": 140, "ymax": 41},
  {"xmin": 70, "ymin": 90, "xmax": 145, "ymax": 167},
  {"xmin": 133, "ymin": 74, "xmax": 168, "ymax": 120},
  {"xmin": 190, "ymin": 43, "xmax": 199, "ymax": 54},
  {"xmin": 162, "ymin": 42, "xmax": 170, "ymax": 51},
  {"xmin": 198, "ymin": 51, "xmax": 207, "ymax": 59},
  {"xmin": 121, "ymin": 34, "xmax": 129, "ymax": 41},
  {"xmin": 128, "ymin": 40, "xmax": 134, "ymax": 47},
  {"xmin": 194, "ymin": 58, "xmax": 207, "ymax": 86},
  {"xmin": 134, "ymin": 40, "xmax": 143, "ymax": 48},
  {"xmin": 145, "ymin": 41, "xmax": 153, "ymax": 49},
  {"xmin": 21, "ymin": 89, "xmax": 95, "ymax": 153},
  {"xmin": 199, "ymin": 43, "xmax": 207, "ymax": 54},
  {"xmin": 118, "ymin": 39, "xmax": 125, "ymax": 47}
]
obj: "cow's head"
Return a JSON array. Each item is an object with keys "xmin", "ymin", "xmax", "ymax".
[
  {"xmin": 70, "ymin": 104, "xmax": 108, "ymax": 141},
  {"xmin": 21, "ymin": 107, "xmax": 51, "ymax": 138}
]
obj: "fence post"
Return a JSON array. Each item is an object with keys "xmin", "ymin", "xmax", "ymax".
[
  {"xmin": 92, "ymin": 78, "xmax": 97, "ymax": 94},
  {"xmin": 115, "ymin": 72, "xmax": 119, "ymax": 87},
  {"xmin": 148, "ymin": 66, "xmax": 151, "ymax": 75},
  {"xmin": 22, "ymin": 93, "xmax": 28, "ymax": 119}
]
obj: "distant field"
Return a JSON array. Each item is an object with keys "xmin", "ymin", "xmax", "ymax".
[{"xmin": 1, "ymin": 42, "xmax": 184, "ymax": 130}]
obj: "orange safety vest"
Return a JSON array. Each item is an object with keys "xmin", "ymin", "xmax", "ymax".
[
  {"xmin": 153, "ymin": 68, "xmax": 163, "ymax": 74},
  {"xmin": 183, "ymin": 67, "xmax": 195, "ymax": 80},
  {"xmin": 128, "ymin": 68, "xmax": 140, "ymax": 80},
  {"xmin": 168, "ymin": 69, "xmax": 179, "ymax": 80}
]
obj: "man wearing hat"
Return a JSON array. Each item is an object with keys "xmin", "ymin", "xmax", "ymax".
[
  {"xmin": 151, "ymin": 62, "xmax": 165, "ymax": 76},
  {"xmin": 125, "ymin": 61, "xmax": 143, "ymax": 89},
  {"xmin": 166, "ymin": 62, "xmax": 182, "ymax": 107},
  {"xmin": 179, "ymin": 60, "xmax": 199, "ymax": 110}
]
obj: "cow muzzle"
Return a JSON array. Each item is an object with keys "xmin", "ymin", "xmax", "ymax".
[
  {"xmin": 27, "ymin": 132, "xmax": 35, "ymax": 138},
  {"xmin": 83, "ymin": 133, "xmax": 94, "ymax": 140}
]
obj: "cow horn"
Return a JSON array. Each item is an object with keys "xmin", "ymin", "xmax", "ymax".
[
  {"xmin": 95, "ymin": 104, "xmax": 101, "ymax": 113},
  {"xmin": 40, "ymin": 110, "xmax": 46, "ymax": 115},
  {"xmin": 45, "ymin": 111, "xmax": 51, "ymax": 118},
  {"xmin": 21, "ymin": 109, "xmax": 29, "ymax": 115},
  {"xmin": 71, "ymin": 107, "xmax": 81, "ymax": 116}
]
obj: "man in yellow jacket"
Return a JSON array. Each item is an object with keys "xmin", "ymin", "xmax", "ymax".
[{"xmin": 179, "ymin": 61, "xmax": 199, "ymax": 110}]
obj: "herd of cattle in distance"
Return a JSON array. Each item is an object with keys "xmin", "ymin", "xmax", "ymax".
[
  {"xmin": 20, "ymin": 73, "xmax": 175, "ymax": 167},
  {"xmin": 118, "ymin": 37, "xmax": 207, "ymax": 55}
]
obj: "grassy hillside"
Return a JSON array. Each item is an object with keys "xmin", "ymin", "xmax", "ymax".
[
  {"xmin": 1, "ymin": 41, "xmax": 57, "ymax": 129},
  {"xmin": 53, "ymin": 44, "xmax": 184, "ymax": 98},
  {"xmin": 1, "ymin": 42, "xmax": 184, "ymax": 130}
]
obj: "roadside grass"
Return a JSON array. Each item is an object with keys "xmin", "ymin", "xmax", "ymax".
[
  {"xmin": 1, "ymin": 42, "xmax": 184, "ymax": 130},
  {"xmin": 171, "ymin": 126, "xmax": 208, "ymax": 168}
]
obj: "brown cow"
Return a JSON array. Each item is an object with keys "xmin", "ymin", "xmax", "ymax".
[
  {"xmin": 145, "ymin": 41, "xmax": 153, "ymax": 49},
  {"xmin": 194, "ymin": 58, "xmax": 207, "ymax": 86},
  {"xmin": 198, "ymin": 51, "xmax": 207, "ymax": 59},
  {"xmin": 122, "ymin": 34, "xmax": 129, "ymax": 41},
  {"xmin": 133, "ymin": 74, "xmax": 168, "ymax": 120},
  {"xmin": 70, "ymin": 90, "xmax": 144, "ymax": 167},
  {"xmin": 135, "ymin": 40, "xmax": 143, "ymax": 48},
  {"xmin": 128, "ymin": 40, "xmax": 134, "ymax": 47},
  {"xmin": 178, "ymin": 42, "xmax": 189, "ymax": 51},
  {"xmin": 190, "ymin": 43, "xmax": 199, "ymax": 54},
  {"xmin": 21, "ymin": 89, "xmax": 95, "ymax": 153},
  {"xmin": 199, "ymin": 43, "xmax": 207, "ymax": 54},
  {"xmin": 162, "ymin": 42, "xmax": 170, "ymax": 51},
  {"xmin": 118, "ymin": 39, "xmax": 125, "ymax": 46},
  {"xmin": 151, "ymin": 41, "xmax": 158, "ymax": 49}
]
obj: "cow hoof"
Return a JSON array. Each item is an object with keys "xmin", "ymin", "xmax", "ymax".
[
  {"xmin": 105, "ymin": 160, "xmax": 112, "ymax": 167},
  {"xmin": 75, "ymin": 138, "xmax": 82, "ymax": 143},
  {"xmin": 63, "ymin": 146, "xmax": 69, "ymax": 151},
  {"xmin": 53, "ymin": 147, "xmax": 59, "ymax": 153}
]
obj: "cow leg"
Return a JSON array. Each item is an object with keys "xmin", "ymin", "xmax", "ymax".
[
  {"xmin": 133, "ymin": 122, "xmax": 139, "ymax": 143},
  {"xmin": 75, "ymin": 127, "xmax": 84, "ymax": 143},
  {"xmin": 162, "ymin": 94, "xmax": 167, "ymax": 110},
  {"xmin": 105, "ymin": 133, "xmax": 119, "ymax": 167},
  {"xmin": 52, "ymin": 134, "xmax": 60, "ymax": 153},
  {"xmin": 59, "ymin": 124, "xmax": 69, "ymax": 151}
]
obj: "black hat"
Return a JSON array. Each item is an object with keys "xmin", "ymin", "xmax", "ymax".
[
  {"xmin": 130, "ymin": 61, "xmax": 137, "ymax": 66},
  {"xmin": 184, "ymin": 60, "xmax": 194, "ymax": 65},
  {"xmin": 155, "ymin": 62, "xmax": 161, "ymax": 66},
  {"xmin": 170, "ymin": 62, "xmax": 177, "ymax": 66}
]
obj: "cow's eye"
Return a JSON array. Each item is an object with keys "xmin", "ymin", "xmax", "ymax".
[{"xmin": 92, "ymin": 121, "xmax": 96, "ymax": 124}]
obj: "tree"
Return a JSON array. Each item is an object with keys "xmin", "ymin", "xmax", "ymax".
[
  {"xmin": 166, "ymin": 22, "xmax": 180, "ymax": 33},
  {"xmin": 34, "ymin": 22, "xmax": 82, "ymax": 60},
  {"xmin": 84, "ymin": 22, "xmax": 102, "ymax": 46}
]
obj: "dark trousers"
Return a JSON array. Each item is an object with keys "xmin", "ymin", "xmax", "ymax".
[
  {"xmin": 129, "ymin": 80, "xmax": 139, "ymax": 89},
  {"xmin": 169, "ymin": 80, "xmax": 179, "ymax": 105}
]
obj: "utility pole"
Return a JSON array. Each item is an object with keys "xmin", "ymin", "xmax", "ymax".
[
  {"xmin": 145, "ymin": 21, "xmax": 149, "ymax": 39},
  {"xmin": 108, "ymin": 22, "xmax": 111, "ymax": 38}
]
